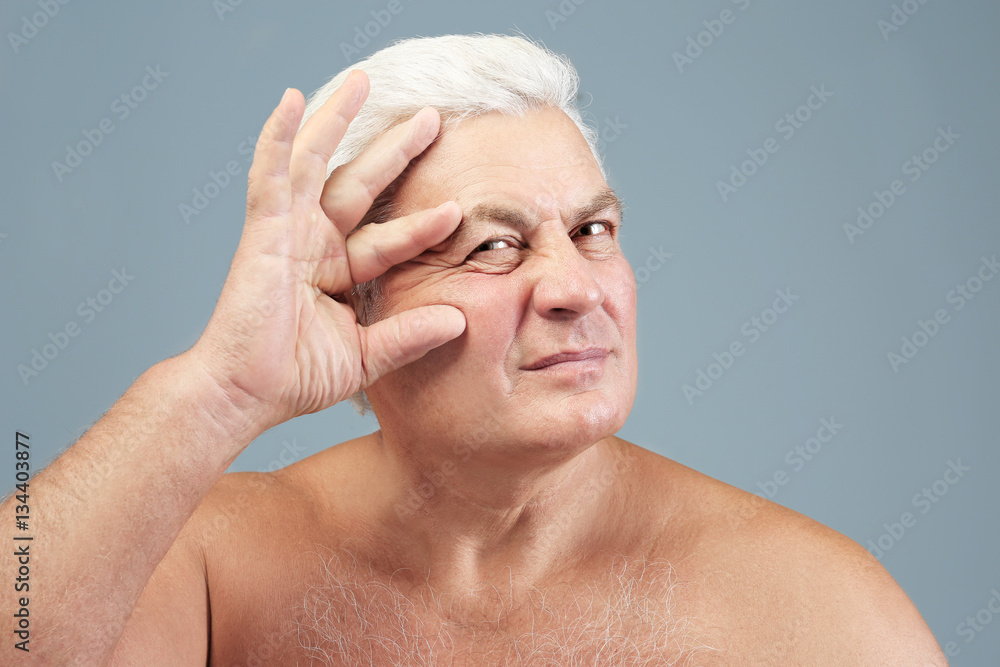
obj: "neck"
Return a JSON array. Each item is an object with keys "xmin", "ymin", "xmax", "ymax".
[{"xmin": 368, "ymin": 428, "xmax": 622, "ymax": 591}]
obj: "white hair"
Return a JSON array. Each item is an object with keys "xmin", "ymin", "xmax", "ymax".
[{"xmin": 297, "ymin": 33, "xmax": 604, "ymax": 416}]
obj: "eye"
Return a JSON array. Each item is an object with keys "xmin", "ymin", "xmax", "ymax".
[
  {"xmin": 574, "ymin": 221, "xmax": 613, "ymax": 237},
  {"xmin": 470, "ymin": 237, "xmax": 515, "ymax": 254}
]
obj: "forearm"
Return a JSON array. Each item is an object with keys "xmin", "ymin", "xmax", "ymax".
[{"xmin": 0, "ymin": 351, "xmax": 268, "ymax": 664}]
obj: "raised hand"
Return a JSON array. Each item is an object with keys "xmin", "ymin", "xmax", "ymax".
[{"xmin": 192, "ymin": 71, "xmax": 465, "ymax": 431}]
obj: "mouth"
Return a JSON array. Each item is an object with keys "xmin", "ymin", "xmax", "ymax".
[{"xmin": 522, "ymin": 347, "xmax": 610, "ymax": 370}]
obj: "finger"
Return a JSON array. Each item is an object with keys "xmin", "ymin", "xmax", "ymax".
[
  {"xmin": 288, "ymin": 70, "xmax": 370, "ymax": 200},
  {"xmin": 360, "ymin": 304, "xmax": 466, "ymax": 386},
  {"xmin": 337, "ymin": 201, "xmax": 461, "ymax": 287},
  {"xmin": 245, "ymin": 87, "xmax": 305, "ymax": 219},
  {"xmin": 319, "ymin": 105, "xmax": 441, "ymax": 236},
  {"xmin": 313, "ymin": 200, "xmax": 459, "ymax": 296}
]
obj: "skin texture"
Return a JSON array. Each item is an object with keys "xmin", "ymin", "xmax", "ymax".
[
  {"xmin": 119, "ymin": 92, "xmax": 947, "ymax": 664},
  {"xmin": 358, "ymin": 104, "xmax": 640, "ymax": 593},
  {"xmin": 0, "ymin": 71, "xmax": 947, "ymax": 666}
]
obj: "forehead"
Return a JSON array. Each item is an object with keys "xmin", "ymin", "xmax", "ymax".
[{"xmin": 393, "ymin": 106, "xmax": 609, "ymax": 221}]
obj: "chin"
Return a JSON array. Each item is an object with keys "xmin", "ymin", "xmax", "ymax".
[{"xmin": 525, "ymin": 390, "xmax": 630, "ymax": 452}]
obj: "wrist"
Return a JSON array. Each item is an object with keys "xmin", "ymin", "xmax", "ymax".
[{"xmin": 163, "ymin": 348, "xmax": 277, "ymax": 450}]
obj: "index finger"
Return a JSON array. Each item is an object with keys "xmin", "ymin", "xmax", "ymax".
[
  {"xmin": 288, "ymin": 70, "xmax": 370, "ymax": 200},
  {"xmin": 319, "ymin": 105, "xmax": 442, "ymax": 236}
]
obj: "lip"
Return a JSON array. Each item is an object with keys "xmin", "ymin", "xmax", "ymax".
[{"xmin": 522, "ymin": 347, "xmax": 610, "ymax": 370}]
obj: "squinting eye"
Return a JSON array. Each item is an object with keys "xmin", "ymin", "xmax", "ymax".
[
  {"xmin": 472, "ymin": 238, "xmax": 513, "ymax": 253},
  {"xmin": 576, "ymin": 221, "xmax": 612, "ymax": 236}
]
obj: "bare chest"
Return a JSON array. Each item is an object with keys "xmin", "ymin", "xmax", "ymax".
[{"xmin": 211, "ymin": 553, "xmax": 722, "ymax": 666}]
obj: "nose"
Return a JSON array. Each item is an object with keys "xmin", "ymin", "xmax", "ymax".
[{"xmin": 528, "ymin": 235, "xmax": 605, "ymax": 319}]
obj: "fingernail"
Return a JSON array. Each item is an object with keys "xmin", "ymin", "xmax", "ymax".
[{"xmin": 279, "ymin": 87, "xmax": 292, "ymax": 105}]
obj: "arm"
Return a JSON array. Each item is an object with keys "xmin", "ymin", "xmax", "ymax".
[
  {"xmin": 0, "ymin": 71, "xmax": 465, "ymax": 666},
  {"xmin": 11, "ymin": 355, "xmax": 261, "ymax": 665}
]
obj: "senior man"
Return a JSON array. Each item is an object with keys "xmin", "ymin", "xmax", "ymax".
[{"xmin": 3, "ymin": 34, "xmax": 945, "ymax": 665}]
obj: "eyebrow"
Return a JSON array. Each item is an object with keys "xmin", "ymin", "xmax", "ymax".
[{"xmin": 437, "ymin": 187, "xmax": 625, "ymax": 253}]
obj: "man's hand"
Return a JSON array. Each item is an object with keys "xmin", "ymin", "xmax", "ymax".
[
  {"xmin": 0, "ymin": 73, "xmax": 465, "ymax": 667},
  {"xmin": 193, "ymin": 70, "xmax": 465, "ymax": 429}
]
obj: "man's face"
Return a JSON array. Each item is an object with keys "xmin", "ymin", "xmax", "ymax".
[{"xmin": 365, "ymin": 106, "xmax": 637, "ymax": 461}]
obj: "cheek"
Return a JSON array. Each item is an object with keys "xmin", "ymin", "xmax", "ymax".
[
  {"xmin": 384, "ymin": 273, "xmax": 525, "ymax": 380},
  {"xmin": 601, "ymin": 260, "xmax": 638, "ymax": 384},
  {"xmin": 601, "ymin": 258, "xmax": 638, "ymax": 326},
  {"xmin": 457, "ymin": 278, "xmax": 524, "ymax": 362}
]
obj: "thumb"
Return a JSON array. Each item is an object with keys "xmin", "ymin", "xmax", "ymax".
[{"xmin": 360, "ymin": 304, "xmax": 466, "ymax": 385}]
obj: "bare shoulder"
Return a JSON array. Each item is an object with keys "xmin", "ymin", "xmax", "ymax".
[
  {"xmin": 173, "ymin": 436, "xmax": 378, "ymax": 662},
  {"xmin": 613, "ymin": 438, "xmax": 948, "ymax": 665},
  {"xmin": 186, "ymin": 432, "xmax": 375, "ymax": 544}
]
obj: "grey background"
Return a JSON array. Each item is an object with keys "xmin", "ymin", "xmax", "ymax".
[{"xmin": 2, "ymin": 0, "xmax": 997, "ymax": 662}]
